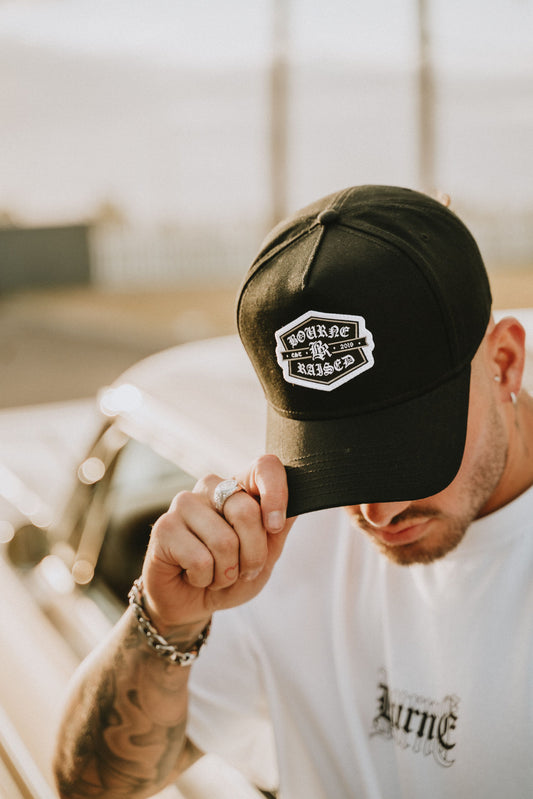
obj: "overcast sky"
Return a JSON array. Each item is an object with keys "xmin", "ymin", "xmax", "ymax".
[
  {"xmin": 1, "ymin": 0, "xmax": 531, "ymax": 71},
  {"xmin": 0, "ymin": 1, "xmax": 532, "ymax": 226}
]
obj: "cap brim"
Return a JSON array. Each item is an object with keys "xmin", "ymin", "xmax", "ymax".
[{"xmin": 267, "ymin": 365, "xmax": 471, "ymax": 517}]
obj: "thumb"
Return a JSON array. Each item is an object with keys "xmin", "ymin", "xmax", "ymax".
[{"xmin": 239, "ymin": 454, "xmax": 294, "ymax": 534}]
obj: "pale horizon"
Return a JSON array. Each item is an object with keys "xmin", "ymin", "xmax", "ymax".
[{"xmin": 1, "ymin": 0, "xmax": 532, "ymax": 228}]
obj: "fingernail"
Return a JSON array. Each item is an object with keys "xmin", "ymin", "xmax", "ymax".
[
  {"xmin": 267, "ymin": 511, "xmax": 285, "ymax": 532},
  {"xmin": 242, "ymin": 568, "xmax": 262, "ymax": 582}
]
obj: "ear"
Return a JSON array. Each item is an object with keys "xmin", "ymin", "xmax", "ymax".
[{"xmin": 487, "ymin": 316, "xmax": 526, "ymax": 397}]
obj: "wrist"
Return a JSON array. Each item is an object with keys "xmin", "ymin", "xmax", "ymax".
[
  {"xmin": 142, "ymin": 589, "xmax": 211, "ymax": 642},
  {"xmin": 128, "ymin": 578, "xmax": 212, "ymax": 666}
]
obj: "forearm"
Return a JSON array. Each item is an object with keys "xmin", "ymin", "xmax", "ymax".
[{"xmin": 54, "ymin": 608, "xmax": 206, "ymax": 799}]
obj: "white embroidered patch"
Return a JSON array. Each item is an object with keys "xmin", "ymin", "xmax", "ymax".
[{"xmin": 275, "ymin": 310, "xmax": 375, "ymax": 391}]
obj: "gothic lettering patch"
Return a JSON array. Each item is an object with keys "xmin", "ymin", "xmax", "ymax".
[{"xmin": 274, "ymin": 310, "xmax": 375, "ymax": 391}]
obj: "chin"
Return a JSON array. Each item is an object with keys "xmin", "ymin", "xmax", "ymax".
[{"xmin": 373, "ymin": 531, "xmax": 466, "ymax": 566}]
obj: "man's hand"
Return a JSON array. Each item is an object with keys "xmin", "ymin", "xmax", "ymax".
[
  {"xmin": 141, "ymin": 454, "xmax": 295, "ymax": 635},
  {"xmin": 54, "ymin": 455, "xmax": 294, "ymax": 799}
]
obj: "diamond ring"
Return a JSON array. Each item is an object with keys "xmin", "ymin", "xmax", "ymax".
[{"xmin": 214, "ymin": 478, "xmax": 246, "ymax": 514}]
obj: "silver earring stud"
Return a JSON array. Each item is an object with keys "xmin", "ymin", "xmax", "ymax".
[
  {"xmin": 494, "ymin": 375, "xmax": 501, "ymax": 382},
  {"xmin": 511, "ymin": 392, "xmax": 517, "ymax": 406}
]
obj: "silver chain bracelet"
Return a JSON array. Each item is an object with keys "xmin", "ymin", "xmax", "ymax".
[{"xmin": 128, "ymin": 577, "xmax": 212, "ymax": 666}]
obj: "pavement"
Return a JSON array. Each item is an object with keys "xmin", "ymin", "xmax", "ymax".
[{"xmin": 0, "ymin": 285, "xmax": 240, "ymax": 408}]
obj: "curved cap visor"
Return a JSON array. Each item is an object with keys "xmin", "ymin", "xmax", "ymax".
[{"xmin": 268, "ymin": 364, "xmax": 472, "ymax": 517}]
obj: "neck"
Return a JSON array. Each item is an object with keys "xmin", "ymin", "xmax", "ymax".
[{"xmin": 480, "ymin": 390, "xmax": 533, "ymax": 517}]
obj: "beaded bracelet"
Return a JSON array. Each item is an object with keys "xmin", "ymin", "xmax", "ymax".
[{"xmin": 128, "ymin": 577, "xmax": 211, "ymax": 666}]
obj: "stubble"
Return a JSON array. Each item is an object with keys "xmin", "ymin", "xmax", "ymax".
[{"xmin": 350, "ymin": 400, "xmax": 508, "ymax": 566}]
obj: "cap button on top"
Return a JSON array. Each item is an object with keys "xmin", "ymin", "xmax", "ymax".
[{"xmin": 317, "ymin": 209, "xmax": 339, "ymax": 225}]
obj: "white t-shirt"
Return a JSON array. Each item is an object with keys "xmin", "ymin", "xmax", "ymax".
[{"xmin": 187, "ymin": 486, "xmax": 533, "ymax": 798}]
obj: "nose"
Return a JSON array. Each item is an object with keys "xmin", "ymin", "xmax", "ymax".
[{"xmin": 358, "ymin": 501, "xmax": 412, "ymax": 528}]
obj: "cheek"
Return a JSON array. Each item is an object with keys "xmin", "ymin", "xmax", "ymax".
[
  {"xmin": 436, "ymin": 394, "xmax": 507, "ymax": 516},
  {"xmin": 452, "ymin": 384, "xmax": 494, "ymax": 480},
  {"xmin": 464, "ymin": 390, "xmax": 503, "ymax": 468}
]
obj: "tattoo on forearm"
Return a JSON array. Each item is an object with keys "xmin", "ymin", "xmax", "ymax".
[{"xmin": 56, "ymin": 617, "xmax": 197, "ymax": 798}]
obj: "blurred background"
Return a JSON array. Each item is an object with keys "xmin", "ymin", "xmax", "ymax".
[
  {"xmin": 1, "ymin": 4, "xmax": 532, "ymax": 794},
  {"xmin": 1, "ymin": 0, "xmax": 533, "ymax": 408}
]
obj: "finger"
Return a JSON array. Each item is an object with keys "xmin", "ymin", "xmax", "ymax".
[
  {"xmin": 239, "ymin": 454, "xmax": 290, "ymax": 533},
  {"xmin": 148, "ymin": 499, "xmax": 214, "ymax": 589},
  {"xmin": 198, "ymin": 476, "xmax": 269, "ymax": 582},
  {"xmin": 153, "ymin": 492, "xmax": 241, "ymax": 591},
  {"xmin": 221, "ymin": 485, "xmax": 296, "ymax": 584},
  {"xmin": 219, "ymin": 488, "xmax": 268, "ymax": 581},
  {"xmin": 175, "ymin": 491, "xmax": 244, "ymax": 590}
]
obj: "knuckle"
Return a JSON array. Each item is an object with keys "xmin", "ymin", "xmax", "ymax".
[
  {"xmin": 181, "ymin": 545, "xmax": 215, "ymax": 587},
  {"xmin": 188, "ymin": 550, "xmax": 214, "ymax": 575},
  {"xmin": 212, "ymin": 565, "xmax": 239, "ymax": 590},
  {"xmin": 195, "ymin": 473, "xmax": 221, "ymax": 495},
  {"xmin": 228, "ymin": 495, "xmax": 261, "ymax": 527},
  {"xmin": 250, "ymin": 453, "xmax": 280, "ymax": 479},
  {"xmin": 186, "ymin": 571, "xmax": 212, "ymax": 589},
  {"xmin": 244, "ymin": 550, "xmax": 267, "ymax": 573},
  {"xmin": 210, "ymin": 529, "xmax": 238, "ymax": 559},
  {"xmin": 256, "ymin": 453, "xmax": 281, "ymax": 469},
  {"xmin": 150, "ymin": 510, "xmax": 176, "ymax": 539},
  {"xmin": 152, "ymin": 491, "xmax": 193, "ymax": 534},
  {"xmin": 169, "ymin": 489, "xmax": 196, "ymax": 513}
]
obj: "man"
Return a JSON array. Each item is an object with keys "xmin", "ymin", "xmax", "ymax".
[{"xmin": 54, "ymin": 186, "xmax": 533, "ymax": 798}]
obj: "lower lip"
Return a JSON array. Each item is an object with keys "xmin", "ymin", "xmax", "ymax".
[{"xmin": 374, "ymin": 521, "xmax": 432, "ymax": 547}]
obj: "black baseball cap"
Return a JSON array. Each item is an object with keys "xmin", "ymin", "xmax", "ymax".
[{"xmin": 237, "ymin": 185, "xmax": 492, "ymax": 517}]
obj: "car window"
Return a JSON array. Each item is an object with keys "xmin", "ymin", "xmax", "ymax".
[
  {"xmin": 92, "ymin": 436, "xmax": 196, "ymax": 605},
  {"xmin": 62, "ymin": 426, "xmax": 195, "ymax": 609}
]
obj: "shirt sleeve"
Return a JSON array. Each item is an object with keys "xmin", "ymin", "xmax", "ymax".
[{"xmin": 186, "ymin": 604, "xmax": 279, "ymax": 792}]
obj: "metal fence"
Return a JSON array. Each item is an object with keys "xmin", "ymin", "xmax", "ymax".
[
  {"xmin": 89, "ymin": 221, "xmax": 266, "ymax": 290},
  {"xmin": 88, "ymin": 208, "xmax": 533, "ymax": 291}
]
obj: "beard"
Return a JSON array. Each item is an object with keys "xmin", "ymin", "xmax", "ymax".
[{"xmin": 348, "ymin": 400, "xmax": 509, "ymax": 566}]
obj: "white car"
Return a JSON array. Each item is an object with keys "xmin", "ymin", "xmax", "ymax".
[{"xmin": 1, "ymin": 334, "xmax": 274, "ymax": 799}]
